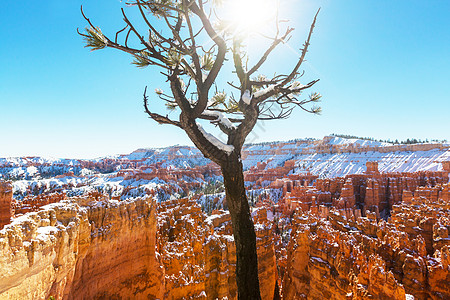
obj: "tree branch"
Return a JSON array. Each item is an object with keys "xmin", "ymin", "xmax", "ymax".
[
  {"xmin": 232, "ymin": 38, "xmax": 247, "ymax": 86},
  {"xmin": 253, "ymin": 8, "xmax": 320, "ymax": 103},
  {"xmin": 280, "ymin": 8, "xmax": 320, "ymax": 87},
  {"xmin": 247, "ymin": 27, "xmax": 294, "ymax": 76},
  {"xmin": 143, "ymin": 87, "xmax": 182, "ymax": 128},
  {"xmin": 189, "ymin": 1, "xmax": 227, "ymax": 117},
  {"xmin": 136, "ymin": 0, "xmax": 185, "ymax": 53}
]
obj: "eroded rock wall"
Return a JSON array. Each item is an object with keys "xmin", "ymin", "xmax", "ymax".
[
  {"xmin": 0, "ymin": 180, "xmax": 12, "ymax": 229},
  {"xmin": 278, "ymin": 170, "xmax": 449, "ymax": 219},
  {"xmin": 1, "ymin": 195, "xmax": 278, "ymax": 300},
  {"xmin": 0, "ymin": 200, "xmax": 89, "ymax": 299},
  {"xmin": 67, "ymin": 197, "xmax": 163, "ymax": 300},
  {"xmin": 282, "ymin": 193, "xmax": 450, "ymax": 300},
  {"xmin": 0, "ymin": 196, "xmax": 162, "ymax": 300}
]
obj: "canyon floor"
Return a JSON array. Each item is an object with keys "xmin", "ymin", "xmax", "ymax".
[{"xmin": 0, "ymin": 136, "xmax": 449, "ymax": 299}]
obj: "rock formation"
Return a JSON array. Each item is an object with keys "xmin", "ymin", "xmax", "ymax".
[
  {"xmin": 282, "ymin": 190, "xmax": 450, "ymax": 300},
  {"xmin": 1, "ymin": 145, "xmax": 449, "ymax": 299},
  {"xmin": 0, "ymin": 195, "xmax": 163, "ymax": 300},
  {"xmin": 13, "ymin": 192, "xmax": 66, "ymax": 216},
  {"xmin": 1, "ymin": 195, "xmax": 279, "ymax": 300},
  {"xmin": 242, "ymin": 136, "xmax": 448, "ymax": 159},
  {"xmin": 156, "ymin": 199, "xmax": 278, "ymax": 300},
  {"xmin": 0, "ymin": 180, "xmax": 12, "ymax": 229},
  {"xmin": 272, "ymin": 162, "xmax": 449, "ymax": 219},
  {"xmin": 157, "ymin": 198, "xmax": 210, "ymax": 299}
]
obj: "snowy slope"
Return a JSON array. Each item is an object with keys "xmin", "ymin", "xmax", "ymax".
[
  {"xmin": 1, "ymin": 136, "xmax": 449, "ymax": 200},
  {"xmin": 290, "ymin": 149, "xmax": 450, "ymax": 178},
  {"xmin": 242, "ymin": 137, "xmax": 450, "ymax": 178}
]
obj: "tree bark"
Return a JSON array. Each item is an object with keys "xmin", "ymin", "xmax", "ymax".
[{"xmin": 221, "ymin": 153, "xmax": 261, "ymax": 300}]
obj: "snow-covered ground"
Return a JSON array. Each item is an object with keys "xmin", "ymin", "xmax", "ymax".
[
  {"xmin": 242, "ymin": 137, "xmax": 450, "ymax": 178},
  {"xmin": 246, "ymin": 148, "xmax": 450, "ymax": 178},
  {"xmin": 1, "ymin": 136, "xmax": 449, "ymax": 200}
]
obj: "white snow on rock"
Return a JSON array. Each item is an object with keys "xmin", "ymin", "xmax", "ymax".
[
  {"xmin": 2, "ymin": 136, "xmax": 449, "ymax": 204},
  {"xmin": 327, "ymin": 136, "xmax": 391, "ymax": 147}
]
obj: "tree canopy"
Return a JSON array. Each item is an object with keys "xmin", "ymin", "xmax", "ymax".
[{"xmin": 79, "ymin": 0, "xmax": 321, "ymax": 164}]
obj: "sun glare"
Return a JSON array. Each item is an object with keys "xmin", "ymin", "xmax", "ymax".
[{"xmin": 223, "ymin": 0, "xmax": 278, "ymax": 34}]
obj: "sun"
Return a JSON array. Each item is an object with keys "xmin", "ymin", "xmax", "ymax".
[{"xmin": 222, "ymin": 0, "xmax": 278, "ymax": 34}]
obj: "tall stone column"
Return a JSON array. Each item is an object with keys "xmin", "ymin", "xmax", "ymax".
[{"xmin": 0, "ymin": 180, "xmax": 12, "ymax": 229}]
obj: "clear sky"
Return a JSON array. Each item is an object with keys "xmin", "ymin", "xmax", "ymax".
[{"xmin": 1, "ymin": 0, "xmax": 449, "ymax": 159}]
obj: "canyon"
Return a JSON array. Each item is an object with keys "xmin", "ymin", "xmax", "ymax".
[
  {"xmin": 0, "ymin": 136, "xmax": 449, "ymax": 299},
  {"xmin": 0, "ymin": 192, "xmax": 277, "ymax": 299}
]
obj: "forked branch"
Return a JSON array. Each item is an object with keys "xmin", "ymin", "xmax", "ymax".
[{"xmin": 143, "ymin": 87, "xmax": 182, "ymax": 128}]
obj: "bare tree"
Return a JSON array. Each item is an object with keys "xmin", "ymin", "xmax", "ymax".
[{"xmin": 79, "ymin": 1, "xmax": 320, "ymax": 298}]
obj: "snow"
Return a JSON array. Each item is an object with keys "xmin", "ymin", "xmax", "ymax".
[
  {"xmin": 241, "ymin": 138, "xmax": 450, "ymax": 178},
  {"xmin": 241, "ymin": 89, "xmax": 252, "ymax": 104},
  {"xmin": 251, "ymin": 208, "xmax": 260, "ymax": 217},
  {"xmin": 253, "ymin": 84, "xmax": 275, "ymax": 98},
  {"xmin": 254, "ymin": 223, "xmax": 265, "ymax": 231},
  {"xmin": 26, "ymin": 166, "xmax": 38, "ymax": 176},
  {"xmin": 197, "ymin": 123, "xmax": 234, "ymax": 154},
  {"xmin": 327, "ymin": 136, "xmax": 390, "ymax": 147},
  {"xmin": 8, "ymin": 213, "xmax": 37, "ymax": 226},
  {"xmin": 35, "ymin": 226, "xmax": 59, "ymax": 242},
  {"xmin": 36, "ymin": 226, "xmax": 58, "ymax": 235},
  {"xmin": 80, "ymin": 168, "xmax": 95, "ymax": 176},
  {"xmin": 310, "ymin": 256, "xmax": 330, "ymax": 266},
  {"xmin": 202, "ymin": 110, "xmax": 236, "ymax": 130},
  {"xmin": 222, "ymin": 234, "xmax": 234, "ymax": 242},
  {"xmin": 204, "ymin": 212, "xmax": 227, "ymax": 226},
  {"xmin": 2, "ymin": 136, "xmax": 449, "ymax": 205}
]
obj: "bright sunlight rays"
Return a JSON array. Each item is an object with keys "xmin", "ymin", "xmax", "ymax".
[{"xmin": 222, "ymin": 0, "xmax": 278, "ymax": 34}]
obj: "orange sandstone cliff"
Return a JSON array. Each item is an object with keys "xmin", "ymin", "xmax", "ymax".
[
  {"xmin": 0, "ymin": 196, "xmax": 163, "ymax": 300},
  {"xmin": 0, "ymin": 196, "xmax": 278, "ymax": 300},
  {"xmin": 0, "ymin": 181, "xmax": 12, "ymax": 229}
]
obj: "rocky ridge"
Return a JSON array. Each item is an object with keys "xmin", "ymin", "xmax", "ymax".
[{"xmin": 2, "ymin": 136, "xmax": 449, "ymax": 203}]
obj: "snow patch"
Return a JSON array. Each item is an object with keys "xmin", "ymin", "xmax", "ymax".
[
  {"xmin": 197, "ymin": 123, "xmax": 234, "ymax": 155},
  {"xmin": 253, "ymin": 85, "xmax": 275, "ymax": 98},
  {"xmin": 203, "ymin": 110, "xmax": 236, "ymax": 130},
  {"xmin": 241, "ymin": 90, "xmax": 252, "ymax": 104}
]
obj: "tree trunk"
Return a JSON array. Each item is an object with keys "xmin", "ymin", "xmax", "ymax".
[{"xmin": 221, "ymin": 154, "xmax": 261, "ymax": 300}]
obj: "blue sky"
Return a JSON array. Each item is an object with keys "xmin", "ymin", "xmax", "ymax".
[{"xmin": 1, "ymin": 0, "xmax": 449, "ymax": 158}]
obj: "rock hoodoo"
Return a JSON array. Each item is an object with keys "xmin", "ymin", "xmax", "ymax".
[{"xmin": 0, "ymin": 180, "xmax": 12, "ymax": 229}]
